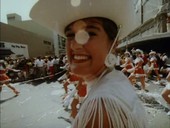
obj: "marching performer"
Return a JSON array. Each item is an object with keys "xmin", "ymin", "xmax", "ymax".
[
  {"xmin": 128, "ymin": 49, "xmax": 148, "ymax": 92},
  {"xmin": 121, "ymin": 51, "xmax": 134, "ymax": 76},
  {"xmin": 70, "ymin": 78, "xmax": 87, "ymax": 120},
  {"xmin": 161, "ymin": 66, "xmax": 170, "ymax": 116},
  {"xmin": 0, "ymin": 60, "xmax": 20, "ymax": 96},
  {"xmin": 147, "ymin": 50, "xmax": 161, "ymax": 83}
]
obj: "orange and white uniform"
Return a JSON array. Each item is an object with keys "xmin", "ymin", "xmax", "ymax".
[
  {"xmin": 0, "ymin": 65, "xmax": 11, "ymax": 84},
  {"xmin": 149, "ymin": 56, "xmax": 159, "ymax": 71},
  {"xmin": 67, "ymin": 72, "xmax": 80, "ymax": 84},
  {"xmin": 76, "ymin": 80, "xmax": 87, "ymax": 103},
  {"xmin": 68, "ymin": 74, "xmax": 87, "ymax": 100},
  {"xmin": 77, "ymin": 81, "xmax": 87, "ymax": 97},
  {"xmin": 121, "ymin": 57, "xmax": 134, "ymax": 73},
  {"xmin": 132, "ymin": 57, "xmax": 145, "ymax": 77}
]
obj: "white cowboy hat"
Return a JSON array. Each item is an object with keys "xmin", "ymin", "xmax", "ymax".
[
  {"xmin": 0, "ymin": 60, "xmax": 4, "ymax": 63},
  {"xmin": 30, "ymin": 0, "xmax": 137, "ymax": 39},
  {"xmin": 124, "ymin": 51, "xmax": 131, "ymax": 55},
  {"xmin": 135, "ymin": 49, "xmax": 143, "ymax": 54},
  {"xmin": 149, "ymin": 50, "xmax": 156, "ymax": 55}
]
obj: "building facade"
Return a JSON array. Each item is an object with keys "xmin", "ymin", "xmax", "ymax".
[
  {"xmin": 119, "ymin": 0, "xmax": 170, "ymax": 55},
  {"xmin": 0, "ymin": 41, "xmax": 29, "ymax": 58},
  {"xmin": 1, "ymin": 13, "xmax": 66, "ymax": 58}
]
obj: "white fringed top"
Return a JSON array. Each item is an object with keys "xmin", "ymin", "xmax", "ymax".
[{"xmin": 72, "ymin": 69, "xmax": 148, "ymax": 128}]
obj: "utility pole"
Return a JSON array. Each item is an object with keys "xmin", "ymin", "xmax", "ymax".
[
  {"xmin": 141, "ymin": 0, "xmax": 144, "ymax": 24},
  {"xmin": 162, "ymin": 0, "xmax": 169, "ymax": 32}
]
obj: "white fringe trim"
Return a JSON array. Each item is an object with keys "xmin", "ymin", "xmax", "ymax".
[{"xmin": 72, "ymin": 97, "xmax": 146, "ymax": 128}]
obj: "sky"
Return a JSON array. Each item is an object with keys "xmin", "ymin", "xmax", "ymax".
[{"xmin": 0, "ymin": 0, "xmax": 38, "ymax": 23}]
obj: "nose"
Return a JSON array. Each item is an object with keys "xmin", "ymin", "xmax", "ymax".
[
  {"xmin": 75, "ymin": 30, "xmax": 89, "ymax": 45},
  {"xmin": 70, "ymin": 40, "xmax": 83, "ymax": 50}
]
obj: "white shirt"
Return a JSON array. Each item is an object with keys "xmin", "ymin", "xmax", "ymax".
[
  {"xmin": 34, "ymin": 59, "xmax": 45, "ymax": 67},
  {"xmin": 47, "ymin": 60, "xmax": 54, "ymax": 70},
  {"xmin": 162, "ymin": 55, "xmax": 168, "ymax": 61},
  {"xmin": 53, "ymin": 58, "xmax": 59, "ymax": 65}
]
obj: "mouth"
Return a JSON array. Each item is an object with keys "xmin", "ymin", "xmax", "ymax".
[{"xmin": 72, "ymin": 54, "xmax": 91, "ymax": 63}]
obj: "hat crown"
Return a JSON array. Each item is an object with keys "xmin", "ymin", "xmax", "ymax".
[
  {"xmin": 149, "ymin": 50, "xmax": 156, "ymax": 55},
  {"xmin": 30, "ymin": 0, "xmax": 137, "ymax": 39},
  {"xmin": 135, "ymin": 49, "xmax": 143, "ymax": 53},
  {"xmin": 0, "ymin": 60, "xmax": 4, "ymax": 63}
]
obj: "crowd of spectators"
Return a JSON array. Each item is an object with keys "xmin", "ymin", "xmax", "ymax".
[
  {"xmin": 2, "ymin": 54, "xmax": 67, "ymax": 83},
  {"xmin": 1, "ymin": 48, "xmax": 169, "ymax": 84}
]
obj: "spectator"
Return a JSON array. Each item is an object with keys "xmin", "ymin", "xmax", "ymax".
[{"xmin": 34, "ymin": 56, "xmax": 45, "ymax": 78}]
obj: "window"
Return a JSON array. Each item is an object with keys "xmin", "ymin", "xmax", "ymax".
[
  {"xmin": 0, "ymin": 43, "xmax": 5, "ymax": 48},
  {"xmin": 43, "ymin": 41, "xmax": 51, "ymax": 45}
]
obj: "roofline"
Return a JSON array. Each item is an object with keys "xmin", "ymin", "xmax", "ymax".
[{"xmin": 118, "ymin": 32, "xmax": 170, "ymax": 48}]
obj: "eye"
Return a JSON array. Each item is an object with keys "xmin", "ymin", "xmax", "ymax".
[
  {"xmin": 88, "ymin": 32, "xmax": 97, "ymax": 36},
  {"xmin": 66, "ymin": 33, "xmax": 75, "ymax": 38},
  {"xmin": 66, "ymin": 33, "xmax": 75, "ymax": 40}
]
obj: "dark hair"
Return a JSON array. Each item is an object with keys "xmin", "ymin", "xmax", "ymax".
[
  {"xmin": 97, "ymin": 17, "xmax": 118, "ymax": 41},
  {"xmin": 64, "ymin": 17, "xmax": 118, "ymax": 41}
]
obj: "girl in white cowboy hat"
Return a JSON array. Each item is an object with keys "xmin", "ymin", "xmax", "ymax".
[
  {"xmin": 147, "ymin": 50, "xmax": 161, "ymax": 84},
  {"xmin": 30, "ymin": 0, "xmax": 148, "ymax": 127},
  {"xmin": 128, "ymin": 49, "xmax": 148, "ymax": 92},
  {"xmin": 121, "ymin": 51, "xmax": 134, "ymax": 76}
]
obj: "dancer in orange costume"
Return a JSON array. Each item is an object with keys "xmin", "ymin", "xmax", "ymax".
[
  {"xmin": 70, "ymin": 78, "xmax": 87, "ymax": 120},
  {"xmin": 128, "ymin": 49, "xmax": 148, "ymax": 92},
  {"xmin": 63, "ymin": 71, "xmax": 80, "ymax": 94},
  {"xmin": 121, "ymin": 51, "xmax": 134, "ymax": 76},
  {"xmin": 0, "ymin": 60, "xmax": 20, "ymax": 96},
  {"xmin": 147, "ymin": 50, "xmax": 161, "ymax": 83}
]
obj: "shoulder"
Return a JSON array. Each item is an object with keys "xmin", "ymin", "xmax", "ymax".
[{"xmin": 74, "ymin": 95, "xmax": 146, "ymax": 128}]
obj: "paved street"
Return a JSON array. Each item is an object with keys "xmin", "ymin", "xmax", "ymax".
[
  {"xmin": 0, "ymin": 78, "xmax": 71, "ymax": 128},
  {"xmin": 0, "ymin": 78, "xmax": 170, "ymax": 128}
]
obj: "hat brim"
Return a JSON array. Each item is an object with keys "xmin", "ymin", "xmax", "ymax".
[
  {"xmin": 30, "ymin": 0, "xmax": 136, "ymax": 39},
  {"xmin": 149, "ymin": 52, "xmax": 156, "ymax": 55}
]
